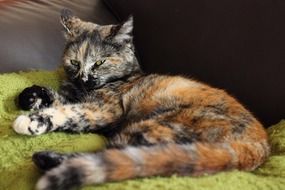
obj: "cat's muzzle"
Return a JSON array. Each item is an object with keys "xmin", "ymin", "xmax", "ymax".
[{"xmin": 82, "ymin": 77, "xmax": 100, "ymax": 91}]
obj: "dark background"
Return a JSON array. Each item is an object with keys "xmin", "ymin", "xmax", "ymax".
[
  {"xmin": 105, "ymin": 0, "xmax": 285, "ymax": 127},
  {"xmin": 0, "ymin": 0, "xmax": 284, "ymax": 126}
]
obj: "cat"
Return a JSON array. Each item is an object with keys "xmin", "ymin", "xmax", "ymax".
[{"xmin": 12, "ymin": 9, "xmax": 270, "ymax": 190}]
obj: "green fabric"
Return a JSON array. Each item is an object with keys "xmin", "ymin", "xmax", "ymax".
[{"xmin": 0, "ymin": 70, "xmax": 284, "ymax": 190}]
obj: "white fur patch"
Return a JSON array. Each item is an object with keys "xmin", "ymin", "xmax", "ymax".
[
  {"xmin": 44, "ymin": 108, "xmax": 68, "ymax": 127},
  {"xmin": 80, "ymin": 155, "xmax": 106, "ymax": 184},
  {"xmin": 123, "ymin": 146, "xmax": 144, "ymax": 164},
  {"xmin": 123, "ymin": 146, "xmax": 144, "ymax": 173},
  {"xmin": 32, "ymin": 98, "xmax": 42, "ymax": 110},
  {"xmin": 13, "ymin": 115, "xmax": 32, "ymax": 135},
  {"xmin": 36, "ymin": 175, "xmax": 50, "ymax": 190}
]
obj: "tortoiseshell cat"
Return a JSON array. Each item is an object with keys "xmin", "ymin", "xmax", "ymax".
[{"xmin": 13, "ymin": 9, "xmax": 270, "ymax": 190}]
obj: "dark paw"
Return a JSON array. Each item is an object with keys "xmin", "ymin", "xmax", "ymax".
[
  {"xmin": 32, "ymin": 151, "xmax": 65, "ymax": 171},
  {"xmin": 17, "ymin": 85, "xmax": 53, "ymax": 110}
]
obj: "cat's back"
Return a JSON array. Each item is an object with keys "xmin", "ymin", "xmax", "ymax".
[
  {"xmin": 122, "ymin": 74, "xmax": 266, "ymax": 137},
  {"xmin": 123, "ymin": 74, "xmax": 233, "ymax": 107}
]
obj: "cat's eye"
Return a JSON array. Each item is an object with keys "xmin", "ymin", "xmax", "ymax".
[
  {"xmin": 92, "ymin": 60, "xmax": 106, "ymax": 72},
  {"xmin": 95, "ymin": 60, "xmax": 106, "ymax": 66},
  {"xmin": 70, "ymin": 60, "xmax": 80, "ymax": 67}
]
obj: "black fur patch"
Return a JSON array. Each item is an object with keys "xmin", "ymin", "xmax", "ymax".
[
  {"xmin": 203, "ymin": 103, "xmax": 228, "ymax": 116},
  {"xmin": 32, "ymin": 151, "xmax": 65, "ymax": 171},
  {"xmin": 46, "ymin": 166, "xmax": 83, "ymax": 190},
  {"xmin": 231, "ymin": 113, "xmax": 253, "ymax": 134},
  {"xmin": 28, "ymin": 127, "xmax": 35, "ymax": 135},
  {"xmin": 44, "ymin": 117, "xmax": 53, "ymax": 133},
  {"xmin": 177, "ymin": 164, "xmax": 195, "ymax": 176},
  {"xmin": 128, "ymin": 132, "xmax": 153, "ymax": 146},
  {"xmin": 175, "ymin": 132, "xmax": 200, "ymax": 144},
  {"xmin": 232, "ymin": 122, "xmax": 247, "ymax": 134},
  {"xmin": 29, "ymin": 114, "xmax": 53, "ymax": 133},
  {"xmin": 17, "ymin": 85, "xmax": 53, "ymax": 110}
]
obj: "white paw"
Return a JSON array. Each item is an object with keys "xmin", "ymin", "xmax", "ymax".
[
  {"xmin": 13, "ymin": 115, "xmax": 46, "ymax": 135},
  {"xmin": 13, "ymin": 115, "xmax": 32, "ymax": 135}
]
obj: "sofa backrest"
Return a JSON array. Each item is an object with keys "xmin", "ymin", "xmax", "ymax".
[
  {"xmin": 0, "ymin": 0, "xmax": 116, "ymax": 72},
  {"xmin": 104, "ymin": 0, "xmax": 285, "ymax": 126}
]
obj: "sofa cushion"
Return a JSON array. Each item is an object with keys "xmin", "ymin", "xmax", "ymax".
[{"xmin": 104, "ymin": 0, "xmax": 285, "ymax": 126}]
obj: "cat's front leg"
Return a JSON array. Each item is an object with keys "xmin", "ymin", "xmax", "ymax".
[{"xmin": 13, "ymin": 102, "xmax": 123, "ymax": 135}]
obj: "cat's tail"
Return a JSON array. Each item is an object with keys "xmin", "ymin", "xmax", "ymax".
[{"xmin": 36, "ymin": 140, "xmax": 270, "ymax": 190}]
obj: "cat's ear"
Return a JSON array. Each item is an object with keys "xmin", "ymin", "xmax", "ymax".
[
  {"xmin": 60, "ymin": 9, "xmax": 79, "ymax": 39},
  {"xmin": 111, "ymin": 16, "xmax": 134, "ymax": 44},
  {"xmin": 61, "ymin": 8, "xmax": 99, "ymax": 41}
]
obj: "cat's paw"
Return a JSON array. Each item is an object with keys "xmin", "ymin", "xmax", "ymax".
[
  {"xmin": 17, "ymin": 85, "xmax": 53, "ymax": 110},
  {"xmin": 13, "ymin": 115, "xmax": 32, "ymax": 135},
  {"xmin": 13, "ymin": 114, "xmax": 50, "ymax": 135}
]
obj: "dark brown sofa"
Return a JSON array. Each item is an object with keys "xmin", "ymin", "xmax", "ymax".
[{"xmin": 0, "ymin": 0, "xmax": 284, "ymax": 126}]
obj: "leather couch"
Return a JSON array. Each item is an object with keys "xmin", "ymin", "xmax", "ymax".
[{"xmin": 0, "ymin": 0, "xmax": 284, "ymax": 126}]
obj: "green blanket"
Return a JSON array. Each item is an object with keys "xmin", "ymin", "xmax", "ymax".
[{"xmin": 0, "ymin": 70, "xmax": 284, "ymax": 190}]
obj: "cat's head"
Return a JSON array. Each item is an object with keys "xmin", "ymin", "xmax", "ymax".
[{"xmin": 60, "ymin": 9, "xmax": 141, "ymax": 90}]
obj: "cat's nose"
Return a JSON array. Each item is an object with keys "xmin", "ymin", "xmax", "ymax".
[{"xmin": 83, "ymin": 76, "xmax": 99, "ymax": 89}]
